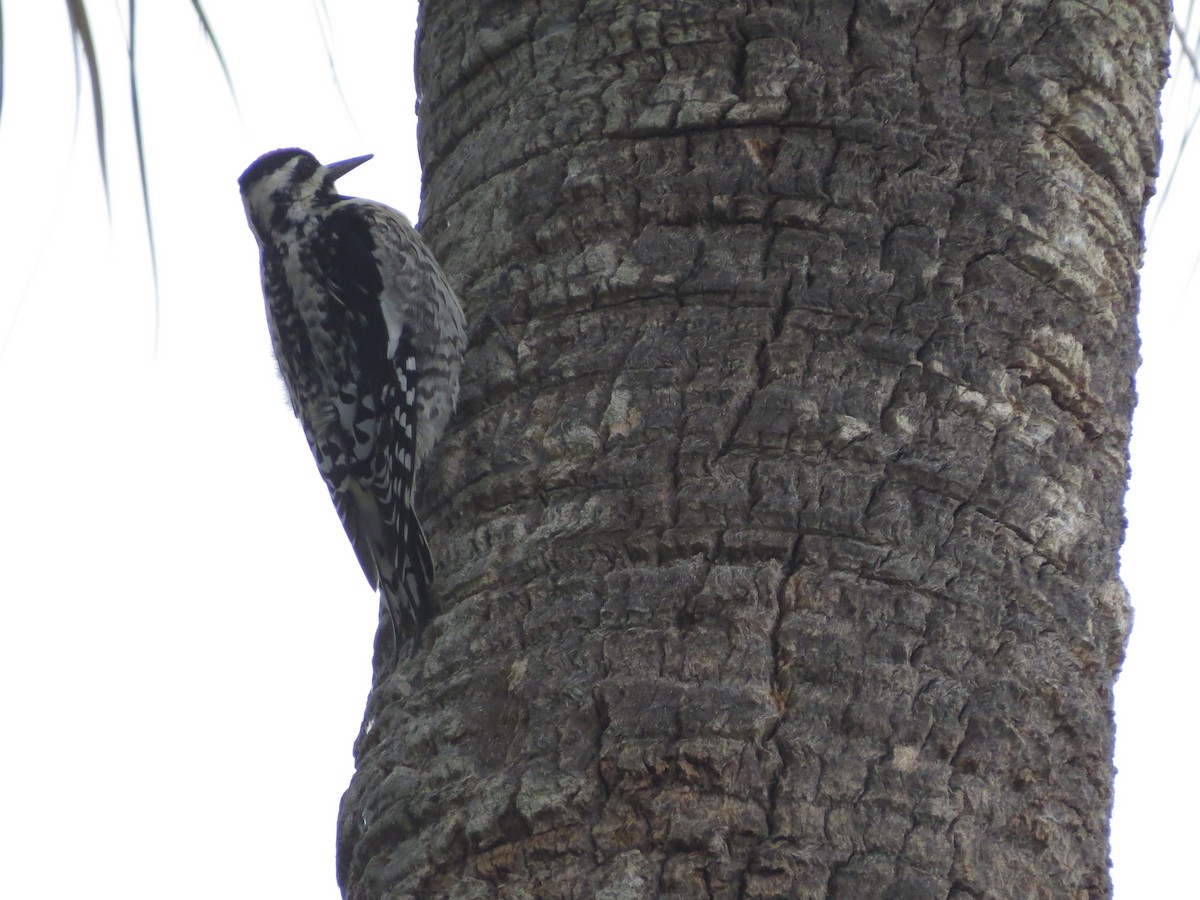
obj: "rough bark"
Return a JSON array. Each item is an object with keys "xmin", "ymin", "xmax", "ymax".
[{"xmin": 337, "ymin": 1, "xmax": 1168, "ymax": 897}]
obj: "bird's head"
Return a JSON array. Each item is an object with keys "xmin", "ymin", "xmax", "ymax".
[{"xmin": 238, "ymin": 148, "xmax": 373, "ymax": 240}]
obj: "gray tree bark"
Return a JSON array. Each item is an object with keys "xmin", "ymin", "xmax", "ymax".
[{"xmin": 337, "ymin": 1, "xmax": 1168, "ymax": 897}]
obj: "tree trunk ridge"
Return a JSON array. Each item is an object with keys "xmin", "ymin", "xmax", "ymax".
[{"xmin": 337, "ymin": 2, "xmax": 1169, "ymax": 897}]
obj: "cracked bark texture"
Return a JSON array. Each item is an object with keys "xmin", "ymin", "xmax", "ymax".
[{"xmin": 337, "ymin": 1, "xmax": 1168, "ymax": 897}]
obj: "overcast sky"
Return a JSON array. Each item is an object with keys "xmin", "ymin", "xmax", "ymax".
[{"xmin": 0, "ymin": 3, "xmax": 1194, "ymax": 897}]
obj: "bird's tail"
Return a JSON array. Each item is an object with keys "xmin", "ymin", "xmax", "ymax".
[
  {"xmin": 380, "ymin": 503, "xmax": 436, "ymax": 666},
  {"xmin": 375, "ymin": 338, "xmax": 437, "ymax": 668}
]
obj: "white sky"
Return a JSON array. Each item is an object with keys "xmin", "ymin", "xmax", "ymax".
[{"xmin": 0, "ymin": 2, "xmax": 1192, "ymax": 897}]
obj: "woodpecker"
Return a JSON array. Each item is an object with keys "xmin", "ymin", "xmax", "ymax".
[{"xmin": 238, "ymin": 148, "xmax": 466, "ymax": 664}]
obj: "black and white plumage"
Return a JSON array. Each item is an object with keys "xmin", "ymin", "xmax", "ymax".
[{"xmin": 238, "ymin": 148, "xmax": 465, "ymax": 662}]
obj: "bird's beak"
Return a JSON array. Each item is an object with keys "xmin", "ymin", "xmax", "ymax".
[{"xmin": 323, "ymin": 153, "xmax": 374, "ymax": 182}]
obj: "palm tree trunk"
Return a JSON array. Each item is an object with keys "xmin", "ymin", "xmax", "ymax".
[{"xmin": 337, "ymin": 2, "xmax": 1169, "ymax": 896}]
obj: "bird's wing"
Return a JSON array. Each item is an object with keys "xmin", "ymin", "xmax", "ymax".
[
  {"xmin": 308, "ymin": 206, "xmax": 436, "ymax": 639},
  {"xmin": 332, "ymin": 200, "xmax": 467, "ymax": 465}
]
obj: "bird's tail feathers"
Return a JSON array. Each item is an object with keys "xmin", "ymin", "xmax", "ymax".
[{"xmin": 380, "ymin": 505, "xmax": 436, "ymax": 665}]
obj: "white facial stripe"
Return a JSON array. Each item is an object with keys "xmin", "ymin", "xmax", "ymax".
[{"xmin": 242, "ymin": 158, "xmax": 306, "ymax": 225}]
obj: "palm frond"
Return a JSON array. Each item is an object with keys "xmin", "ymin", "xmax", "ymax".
[
  {"xmin": 66, "ymin": 0, "xmax": 110, "ymax": 209},
  {"xmin": 1151, "ymin": 13, "xmax": 1200, "ymax": 229},
  {"xmin": 313, "ymin": 0, "xmax": 357, "ymax": 131},
  {"xmin": 127, "ymin": 0, "xmax": 159, "ymax": 344},
  {"xmin": 189, "ymin": 0, "xmax": 238, "ymax": 107},
  {"xmin": 1175, "ymin": 12, "xmax": 1200, "ymax": 84}
]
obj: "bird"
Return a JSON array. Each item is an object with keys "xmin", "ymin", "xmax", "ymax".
[{"xmin": 238, "ymin": 148, "xmax": 466, "ymax": 665}]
